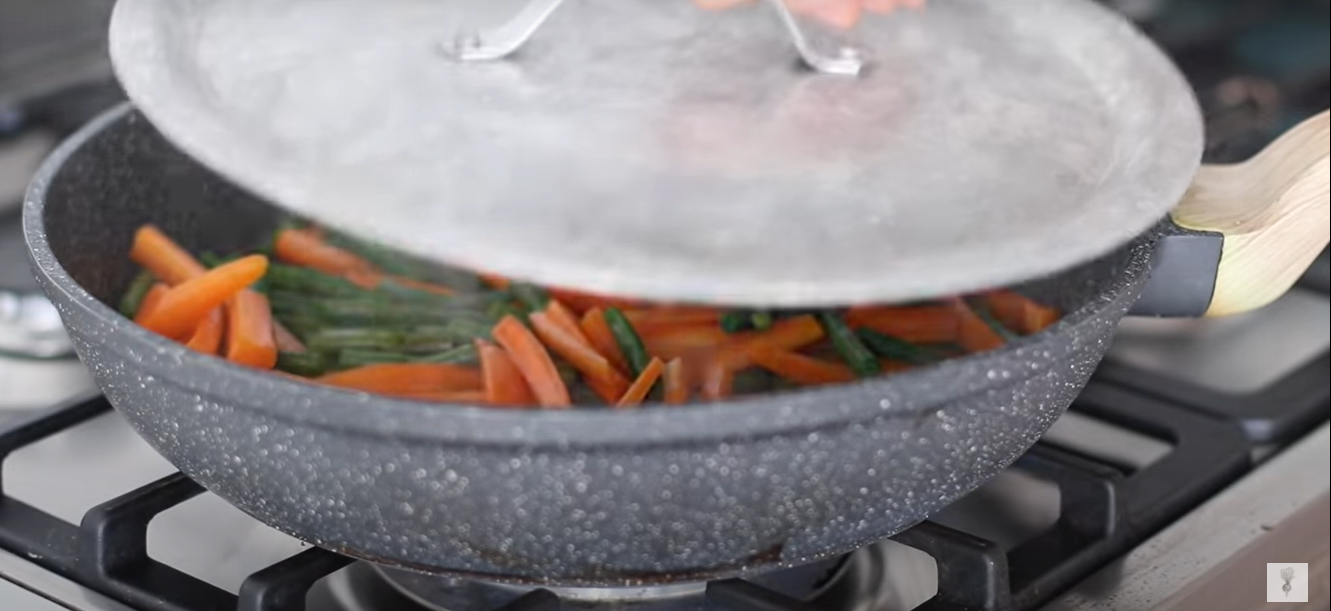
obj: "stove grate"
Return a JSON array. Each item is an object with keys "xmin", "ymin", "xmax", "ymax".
[
  {"xmin": 0, "ymin": 395, "xmax": 351, "ymax": 611},
  {"xmin": 894, "ymin": 384, "xmax": 1253, "ymax": 611},
  {"xmin": 0, "ymin": 385, "xmax": 1257, "ymax": 611}
]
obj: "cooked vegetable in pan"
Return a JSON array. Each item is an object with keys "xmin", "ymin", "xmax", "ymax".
[{"xmin": 118, "ymin": 223, "xmax": 1060, "ymax": 408}]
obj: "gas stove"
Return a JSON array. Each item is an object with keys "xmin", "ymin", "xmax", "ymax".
[{"xmin": 1, "ymin": 1, "xmax": 1329, "ymax": 610}]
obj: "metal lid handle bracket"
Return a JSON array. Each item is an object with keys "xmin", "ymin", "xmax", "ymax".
[{"xmin": 441, "ymin": 0, "xmax": 866, "ymax": 76}]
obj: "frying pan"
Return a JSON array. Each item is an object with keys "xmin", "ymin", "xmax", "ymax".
[{"xmin": 23, "ymin": 104, "xmax": 1327, "ymax": 585}]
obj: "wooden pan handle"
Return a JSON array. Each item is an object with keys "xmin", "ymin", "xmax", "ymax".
[{"xmin": 1171, "ymin": 110, "xmax": 1329, "ymax": 317}]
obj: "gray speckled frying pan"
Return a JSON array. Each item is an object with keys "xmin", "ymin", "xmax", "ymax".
[{"xmin": 23, "ymin": 105, "xmax": 1328, "ymax": 585}]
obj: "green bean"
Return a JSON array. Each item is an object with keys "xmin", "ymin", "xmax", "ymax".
[
  {"xmin": 965, "ymin": 298, "xmax": 1019, "ymax": 341},
  {"xmin": 265, "ymin": 264, "xmax": 370, "ymax": 298},
  {"xmin": 276, "ymin": 351, "xmax": 328, "ymax": 377},
  {"xmin": 854, "ymin": 328, "xmax": 947, "ymax": 365},
  {"xmin": 603, "ymin": 307, "xmax": 651, "ymax": 376},
  {"xmin": 508, "ymin": 283, "xmax": 550, "ymax": 311},
  {"xmin": 336, "ymin": 349, "xmax": 416, "ymax": 368},
  {"xmin": 818, "ymin": 312, "xmax": 880, "ymax": 378},
  {"xmin": 749, "ymin": 311, "xmax": 774, "ymax": 331},
  {"xmin": 118, "ymin": 271, "xmax": 157, "ymax": 318},
  {"xmin": 415, "ymin": 344, "xmax": 480, "ymax": 365},
  {"xmin": 720, "ymin": 311, "xmax": 751, "ymax": 333}
]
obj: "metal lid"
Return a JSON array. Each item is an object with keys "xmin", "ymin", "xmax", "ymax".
[{"xmin": 108, "ymin": 0, "xmax": 1203, "ymax": 306}]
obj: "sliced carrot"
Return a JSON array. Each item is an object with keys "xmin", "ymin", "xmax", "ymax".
[
  {"xmin": 129, "ymin": 225, "xmax": 207, "ymax": 286},
  {"xmin": 529, "ymin": 312, "xmax": 630, "ymax": 403},
  {"xmin": 388, "ymin": 275, "xmax": 456, "ymax": 296},
  {"xmin": 478, "ymin": 273, "xmax": 511, "ymax": 290},
  {"xmin": 950, "ymin": 299, "xmax": 1006, "ymax": 353},
  {"xmin": 273, "ymin": 228, "xmax": 377, "ymax": 276},
  {"xmin": 720, "ymin": 315, "xmax": 825, "ymax": 368},
  {"xmin": 343, "ymin": 269, "xmax": 382, "ymax": 289},
  {"xmin": 186, "ymin": 307, "xmax": 226, "ymax": 355},
  {"xmin": 845, "ymin": 305, "xmax": 959, "ymax": 344},
  {"xmin": 318, "ymin": 363, "xmax": 483, "ymax": 396},
  {"xmin": 544, "ymin": 301, "xmax": 589, "ymax": 339},
  {"xmin": 699, "ymin": 359, "xmax": 735, "ymax": 401},
  {"xmin": 624, "ymin": 307, "xmax": 724, "ymax": 329},
  {"xmin": 133, "ymin": 283, "xmax": 171, "ymax": 324},
  {"xmin": 138, "ymin": 255, "xmax": 269, "ymax": 340},
  {"xmin": 748, "ymin": 348, "xmax": 856, "ymax": 386},
  {"xmin": 640, "ymin": 325, "xmax": 733, "ymax": 363},
  {"xmin": 663, "ymin": 358, "xmax": 690, "ymax": 405},
  {"xmin": 491, "ymin": 315, "xmax": 571, "ymax": 408},
  {"xmin": 545, "ymin": 288, "xmax": 644, "ymax": 314},
  {"xmin": 616, "ymin": 357, "xmax": 666, "ymax": 408},
  {"xmin": 579, "ymin": 308, "xmax": 631, "ymax": 374},
  {"xmin": 477, "ymin": 340, "xmax": 537, "ymax": 407},
  {"xmin": 272, "ymin": 321, "xmax": 307, "ymax": 353},
  {"xmin": 983, "ymin": 290, "xmax": 1060, "ymax": 335},
  {"xmin": 400, "ymin": 390, "xmax": 487, "ymax": 403},
  {"xmin": 224, "ymin": 290, "xmax": 279, "ymax": 369}
]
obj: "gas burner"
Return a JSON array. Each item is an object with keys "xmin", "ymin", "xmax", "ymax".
[
  {"xmin": 309, "ymin": 548, "xmax": 892, "ymax": 611},
  {"xmin": 360, "ymin": 553, "xmax": 859, "ymax": 611}
]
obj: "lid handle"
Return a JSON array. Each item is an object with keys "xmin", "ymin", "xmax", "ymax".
[{"xmin": 442, "ymin": 0, "xmax": 865, "ymax": 76}]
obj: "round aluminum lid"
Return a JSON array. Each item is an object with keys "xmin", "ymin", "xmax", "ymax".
[{"xmin": 108, "ymin": 0, "xmax": 1202, "ymax": 306}]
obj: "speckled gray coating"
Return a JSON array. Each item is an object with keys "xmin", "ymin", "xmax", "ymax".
[{"xmin": 24, "ymin": 105, "xmax": 1152, "ymax": 586}]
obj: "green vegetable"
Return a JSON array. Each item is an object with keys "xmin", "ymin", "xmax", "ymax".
[
  {"xmin": 276, "ymin": 351, "xmax": 328, "ymax": 377},
  {"xmin": 817, "ymin": 312, "xmax": 880, "ymax": 378},
  {"xmin": 415, "ymin": 344, "xmax": 480, "ymax": 365},
  {"xmin": 266, "ymin": 264, "xmax": 371, "ymax": 298},
  {"xmin": 508, "ymin": 283, "xmax": 550, "ymax": 311},
  {"xmin": 720, "ymin": 311, "xmax": 751, "ymax": 333},
  {"xmin": 749, "ymin": 311, "xmax": 774, "ymax": 331},
  {"xmin": 324, "ymin": 229, "xmax": 481, "ymax": 290},
  {"xmin": 965, "ymin": 298, "xmax": 1019, "ymax": 342},
  {"xmin": 603, "ymin": 307, "xmax": 651, "ymax": 376},
  {"xmin": 855, "ymin": 328, "xmax": 947, "ymax": 365},
  {"xmin": 118, "ymin": 271, "xmax": 157, "ymax": 318}
]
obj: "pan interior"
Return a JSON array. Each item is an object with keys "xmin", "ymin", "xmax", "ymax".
[{"xmin": 39, "ymin": 109, "xmax": 1141, "ymax": 368}]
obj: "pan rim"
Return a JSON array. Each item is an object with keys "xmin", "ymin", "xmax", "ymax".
[{"xmin": 23, "ymin": 103, "xmax": 1146, "ymax": 447}]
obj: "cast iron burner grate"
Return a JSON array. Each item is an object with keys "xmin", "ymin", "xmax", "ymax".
[{"xmin": 0, "ymin": 382, "xmax": 1260, "ymax": 611}]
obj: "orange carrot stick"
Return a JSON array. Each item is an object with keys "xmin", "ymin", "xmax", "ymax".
[
  {"xmin": 273, "ymin": 228, "xmax": 377, "ymax": 276},
  {"xmin": 983, "ymin": 290, "xmax": 1060, "ymax": 334},
  {"xmin": 879, "ymin": 359, "xmax": 914, "ymax": 373},
  {"xmin": 748, "ymin": 348, "xmax": 856, "ymax": 386},
  {"xmin": 616, "ymin": 357, "xmax": 665, "ymax": 408},
  {"xmin": 529, "ymin": 312, "xmax": 630, "ymax": 403},
  {"xmin": 545, "ymin": 288, "xmax": 644, "ymax": 314},
  {"xmin": 186, "ymin": 307, "xmax": 226, "ymax": 355},
  {"xmin": 491, "ymin": 316, "xmax": 571, "ymax": 409},
  {"xmin": 543, "ymin": 301, "xmax": 587, "ymax": 339},
  {"xmin": 318, "ymin": 363, "xmax": 483, "ymax": 396},
  {"xmin": 699, "ymin": 359, "xmax": 735, "ymax": 401},
  {"xmin": 224, "ymin": 290, "xmax": 278, "ymax": 369},
  {"xmin": 625, "ymin": 307, "xmax": 725, "ymax": 329},
  {"xmin": 949, "ymin": 299, "xmax": 1006, "ymax": 353},
  {"xmin": 387, "ymin": 275, "xmax": 456, "ymax": 296},
  {"xmin": 138, "ymin": 255, "xmax": 269, "ymax": 340},
  {"xmin": 720, "ymin": 315, "xmax": 825, "ymax": 368},
  {"xmin": 580, "ymin": 308, "xmax": 631, "ymax": 374},
  {"xmin": 845, "ymin": 305, "xmax": 959, "ymax": 344},
  {"xmin": 478, "ymin": 273, "xmax": 511, "ymax": 290},
  {"xmin": 272, "ymin": 322, "xmax": 307, "ymax": 353},
  {"xmin": 129, "ymin": 225, "xmax": 208, "ymax": 286},
  {"xmin": 477, "ymin": 340, "xmax": 537, "ymax": 407},
  {"xmin": 662, "ymin": 358, "xmax": 690, "ymax": 405},
  {"xmin": 133, "ymin": 283, "xmax": 171, "ymax": 325}
]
